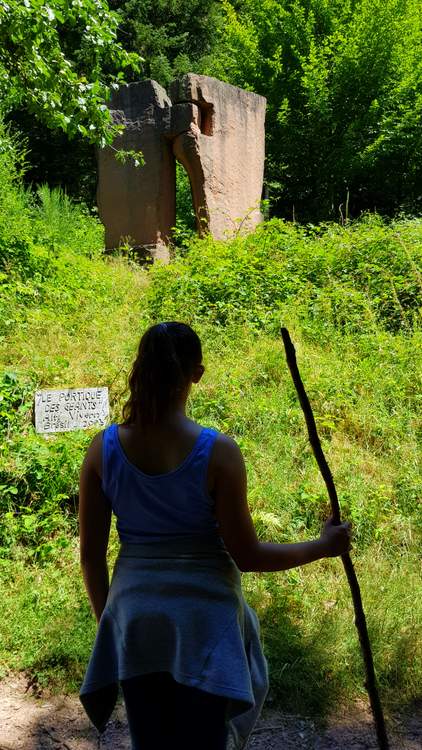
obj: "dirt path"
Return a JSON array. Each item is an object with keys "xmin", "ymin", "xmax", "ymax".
[{"xmin": 0, "ymin": 675, "xmax": 420, "ymax": 749}]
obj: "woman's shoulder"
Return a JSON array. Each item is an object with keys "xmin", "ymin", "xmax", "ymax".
[
  {"xmin": 210, "ymin": 431, "xmax": 245, "ymax": 473},
  {"xmin": 83, "ymin": 424, "xmax": 116, "ymax": 475},
  {"xmin": 207, "ymin": 431, "xmax": 246, "ymax": 507},
  {"xmin": 81, "ymin": 429, "xmax": 106, "ymax": 479}
]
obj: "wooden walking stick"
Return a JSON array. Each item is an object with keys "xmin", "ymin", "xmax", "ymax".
[{"xmin": 280, "ymin": 327, "xmax": 389, "ymax": 750}]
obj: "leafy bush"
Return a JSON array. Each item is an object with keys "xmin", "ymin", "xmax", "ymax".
[
  {"xmin": 205, "ymin": 0, "xmax": 422, "ymax": 220},
  {"xmin": 0, "ymin": 140, "xmax": 420, "ymax": 710},
  {"xmin": 0, "ymin": 124, "xmax": 104, "ymax": 279},
  {"xmin": 148, "ymin": 216, "xmax": 422, "ymax": 333},
  {"xmin": 33, "ymin": 185, "xmax": 104, "ymax": 257},
  {"xmin": 0, "ymin": 0, "xmax": 140, "ymax": 143},
  {"xmin": 0, "ymin": 371, "xmax": 33, "ymax": 434},
  {"xmin": 173, "ymin": 163, "xmax": 197, "ymax": 249},
  {"xmin": 0, "ymin": 124, "xmax": 41, "ymax": 278}
]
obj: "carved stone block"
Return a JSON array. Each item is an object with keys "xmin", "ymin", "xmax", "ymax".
[
  {"xmin": 97, "ymin": 75, "xmax": 266, "ymax": 256},
  {"xmin": 97, "ymin": 81, "xmax": 174, "ymax": 261}
]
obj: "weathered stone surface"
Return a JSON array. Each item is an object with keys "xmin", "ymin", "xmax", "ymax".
[
  {"xmin": 97, "ymin": 75, "xmax": 266, "ymax": 255},
  {"xmin": 97, "ymin": 81, "xmax": 174, "ymax": 260},
  {"xmin": 173, "ymin": 125, "xmax": 208, "ymax": 233},
  {"xmin": 35, "ymin": 388, "xmax": 109, "ymax": 433},
  {"xmin": 166, "ymin": 102, "xmax": 200, "ymax": 140},
  {"xmin": 170, "ymin": 74, "xmax": 266, "ymax": 239}
]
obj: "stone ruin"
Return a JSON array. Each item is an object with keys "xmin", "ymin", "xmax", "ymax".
[{"xmin": 97, "ymin": 74, "xmax": 266, "ymax": 261}]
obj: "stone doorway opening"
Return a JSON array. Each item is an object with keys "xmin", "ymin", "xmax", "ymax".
[
  {"xmin": 97, "ymin": 75, "xmax": 266, "ymax": 262},
  {"xmin": 175, "ymin": 162, "xmax": 196, "ymax": 242}
]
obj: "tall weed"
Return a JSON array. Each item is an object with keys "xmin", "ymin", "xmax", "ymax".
[
  {"xmin": 33, "ymin": 185, "xmax": 103, "ymax": 258},
  {"xmin": 0, "ymin": 172, "xmax": 420, "ymax": 712},
  {"xmin": 148, "ymin": 216, "xmax": 422, "ymax": 333}
]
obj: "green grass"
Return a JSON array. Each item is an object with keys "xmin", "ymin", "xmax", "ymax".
[
  {"xmin": 0, "ymin": 134, "xmax": 421, "ymax": 716},
  {"xmin": 1, "ymin": 535, "xmax": 420, "ymax": 716}
]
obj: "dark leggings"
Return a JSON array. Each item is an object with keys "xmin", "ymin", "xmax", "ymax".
[{"xmin": 120, "ymin": 672, "xmax": 228, "ymax": 750}]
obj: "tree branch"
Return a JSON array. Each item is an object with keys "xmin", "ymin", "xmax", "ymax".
[{"xmin": 280, "ymin": 327, "xmax": 389, "ymax": 750}]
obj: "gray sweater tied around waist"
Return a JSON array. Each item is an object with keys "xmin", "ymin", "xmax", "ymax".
[{"xmin": 80, "ymin": 536, "xmax": 269, "ymax": 749}]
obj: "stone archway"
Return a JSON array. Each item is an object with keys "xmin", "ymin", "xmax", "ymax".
[{"xmin": 97, "ymin": 74, "xmax": 266, "ymax": 261}]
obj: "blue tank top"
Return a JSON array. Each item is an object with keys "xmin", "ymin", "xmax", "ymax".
[{"xmin": 102, "ymin": 423, "xmax": 220, "ymax": 543}]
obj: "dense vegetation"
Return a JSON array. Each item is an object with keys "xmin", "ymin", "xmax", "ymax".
[
  {"xmin": 110, "ymin": 0, "xmax": 222, "ymax": 87},
  {"xmin": 0, "ymin": 0, "xmax": 140, "ymax": 142},
  {"xmin": 4, "ymin": 0, "xmax": 421, "ymax": 219},
  {"xmin": 203, "ymin": 0, "xmax": 422, "ymax": 220},
  {"xmin": 0, "ymin": 0, "xmax": 145, "ymax": 202},
  {"xmin": 0, "ymin": 0, "xmax": 420, "ymax": 725},
  {"xmin": 0, "ymin": 126, "xmax": 421, "ymax": 717}
]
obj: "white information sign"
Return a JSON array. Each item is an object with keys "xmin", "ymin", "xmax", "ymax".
[{"xmin": 35, "ymin": 387, "xmax": 109, "ymax": 434}]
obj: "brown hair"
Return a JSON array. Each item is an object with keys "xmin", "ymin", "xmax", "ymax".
[{"xmin": 122, "ymin": 322, "xmax": 202, "ymax": 425}]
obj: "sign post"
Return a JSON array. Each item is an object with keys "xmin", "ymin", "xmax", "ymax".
[{"xmin": 35, "ymin": 388, "xmax": 109, "ymax": 434}]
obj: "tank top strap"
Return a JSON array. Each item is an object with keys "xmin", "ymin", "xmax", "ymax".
[
  {"xmin": 194, "ymin": 427, "xmax": 219, "ymax": 457},
  {"xmin": 101, "ymin": 423, "xmax": 218, "ymax": 488},
  {"xmin": 101, "ymin": 423, "xmax": 119, "ymax": 495},
  {"xmin": 189, "ymin": 427, "xmax": 219, "ymax": 486}
]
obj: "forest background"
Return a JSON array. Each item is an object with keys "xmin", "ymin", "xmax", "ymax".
[{"xmin": 0, "ymin": 0, "xmax": 421, "ymax": 726}]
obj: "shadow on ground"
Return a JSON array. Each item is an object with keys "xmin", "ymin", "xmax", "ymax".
[
  {"xmin": 0, "ymin": 675, "xmax": 130, "ymax": 750},
  {"xmin": 1, "ymin": 674, "xmax": 422, "ymax": 749}
]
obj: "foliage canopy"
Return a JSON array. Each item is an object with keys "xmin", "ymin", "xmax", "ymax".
[
  {"xmin": 1, "ymin": 0, "xmax": 421, "ymax": 218},
  {"xmin": 110, "ymin": 0, "xmax": 223, "ymax": 88},
  {"xmin": 204, "ymin": 0, "xmax": 422, "ymax": 220},
  {"xmin": 0, "ymin": 0, "xmax": 140, "ymax": 144}
]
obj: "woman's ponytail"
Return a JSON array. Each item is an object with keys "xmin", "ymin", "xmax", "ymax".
[{"xmin": 122, "ymin": 322, "xmax": 202, "ymax": 425}]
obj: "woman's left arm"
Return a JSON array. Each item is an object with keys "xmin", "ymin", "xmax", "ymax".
[{"xmin": 79, "ymin": 431, "xmax": 112, "ymax": 623}]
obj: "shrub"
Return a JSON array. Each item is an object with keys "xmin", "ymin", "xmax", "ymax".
[{"xmin": 148, "ymin": 217, "xmax": 422, "ymax": 333}]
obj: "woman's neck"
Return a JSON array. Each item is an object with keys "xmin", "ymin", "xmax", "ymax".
[{"xmin": 133, "ymin": 398, "xmax": 191, "ymax": 431}]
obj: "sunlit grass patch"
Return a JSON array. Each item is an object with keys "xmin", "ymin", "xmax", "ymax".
[
  {"xmin": 243, "ymin": 548, "xmax": 422, "ymax": 715},
  {"xmin": 0, "ymin": 188, "xmax": 421, "ymax": 716}
]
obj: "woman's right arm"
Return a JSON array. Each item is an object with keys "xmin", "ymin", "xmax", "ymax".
[
  {"xmin": 212, "ymin": 435, "xmax": 351, "ymax": 573},
  {"xmin": 79, "ymin": 432, "xmax": 112, "ymax": 623}
]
